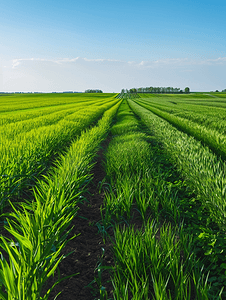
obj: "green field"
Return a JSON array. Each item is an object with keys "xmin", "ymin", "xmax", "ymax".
[{"xmin": 0, "ymin": 92, "xmax": 226, "ymax": 299}]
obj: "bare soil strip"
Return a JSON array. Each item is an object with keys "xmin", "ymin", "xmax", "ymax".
[{"xmin": 46, "ymin": 144, "xmax": 114, "ymax": 300}]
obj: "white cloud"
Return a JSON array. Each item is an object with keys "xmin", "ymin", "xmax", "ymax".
[
  {"xmin": 2, "ymin": 56, "xmax": 226, "ymax": 92},
  {"xmin": 11, "ymin": 56, "xmax": 226, "ymax": 69},
  {"xmin": 205, "ymin": 57, "xmax": 226, "ymax": 65},
  {"xmin": 11, "ymin": 57, "xmax": 122, "ymax": 68}
]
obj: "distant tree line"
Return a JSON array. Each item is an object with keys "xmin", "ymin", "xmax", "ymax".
[
  {"xmin": 85, "ymin": 89, "xmax": 103, "ymax": 93},
  {"xmin": 121, "ymin": 87, "xmax": 190, "ymax": 94}
]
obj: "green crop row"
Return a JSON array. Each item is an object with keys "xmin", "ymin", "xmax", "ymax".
[
  {"xmin": 0, "ymin": 98, "xmax": 116, "ymax": 140},
  {"xmin": 172, "ymin": 111, "xmax": 226, "ymax": 135},
  {"xmin": 0, "ymin": 104, "xmax": 75, "ymax": 126},
  {"xmin": 0, "ymin": 106, "xmax": 82, "ymax": 140},
  {"xmin": 99, "ymin": 101, "xmax": 212, "ymax": 299},
  {"xmin": 0, "ymin": 95, "xmax": 115, "ymax": 126},
  {"xmin": 0, "ymin": 97, "xmax": 119, "ymax": 211},
  {"xmin": 137, "ymin": 96, "xmax": 226, "ymax": 135},
  {"xmin": 129, "ymin": 99, "xmax": 226, "ymax": 231},
  {"xmin": 0, "ymin": 93, "xmax": 117, "ymax": 114},
  {"xmin": 139, "ymin": 93, "xmax": 226, "ymax": 110},
  {"xmin": 0, "ymin": 100, "xmax": 122, "ymax": 300},
  {"xmin": 0, "ymin": 100, "xmax": 102, "ymax": 127},
  {"xmin": 134, "ymin": 98, "xmax": 226, "ymax": 160}
]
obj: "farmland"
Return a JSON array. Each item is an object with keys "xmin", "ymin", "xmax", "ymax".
[{"xmin": 0, "ymin": 92, "xmax": 226, "ymax": 299}]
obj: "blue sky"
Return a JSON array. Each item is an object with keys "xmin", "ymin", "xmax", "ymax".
[{"xmin": 0, "ymin": 0, "xmax": 226, "ymax": 92}]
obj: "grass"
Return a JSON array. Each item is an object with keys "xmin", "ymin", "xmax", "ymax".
[
  {"xmin": 134, "ymin": 98, "xmax": 226, "ymax": 159},
  {"xmin": 129, "ymin": 99, "xmax": 226, "ymax": 230},
  {"xmin": 1, "ymin": 92, "xmax": 226, "ymax": 299},
  {"xmin": 127, "ymin": 98, "xmax": 226, "ymax": 297},
  {"xmin": 0, "ymin": 93, "xmax": 117, "ymax": 113},
  {"xmin": 0, "ymin": 96, "xmax": 119, "ymax": 211},
  {"xmin": 112, "ymin": 222, "xmax": 210, "ymax": 300},
  {"xmin": 100, "ymin": 100, "xmax": 213, "ymax": 299},
  {"xmin": 0, "ymin": 100, "xmax": 122, "ymax": 299}
]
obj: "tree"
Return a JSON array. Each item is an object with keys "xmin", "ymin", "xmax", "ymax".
[
  {"xmin": 129, "ymin": 88, "xmax": 137, "ymax": 94},
  {"xmin": 166, "ymin": 87, "xmax": 171, "ymax": 93},
  {"xmin": 85, "ymin": 89, "xmax": 103, "ymax": 93},
  {"xmin": 124, "ymin": 86, "xmax": 184, "ymax": 94}
]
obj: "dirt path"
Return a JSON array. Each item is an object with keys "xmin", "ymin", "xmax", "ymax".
[{"xmin": 46, "ymin": 144, "xmax": 114, "ymax": 300}]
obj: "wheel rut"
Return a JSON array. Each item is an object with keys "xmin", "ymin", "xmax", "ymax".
[{"xmin": 46, "ymin": 140, "xmax": 114, "ymax": 300}]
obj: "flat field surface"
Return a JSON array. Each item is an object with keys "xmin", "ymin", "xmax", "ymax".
[
  {"xmin": 1, "ymin": 92, "xmax": 226, "ymax": 300},
  {"xmin": 0, "ymin": 92, "xmax": 117, "ymax": 113},
  {"xmin": 137, "ymin": 92, "xmax": 226, "ymax": 111}
]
